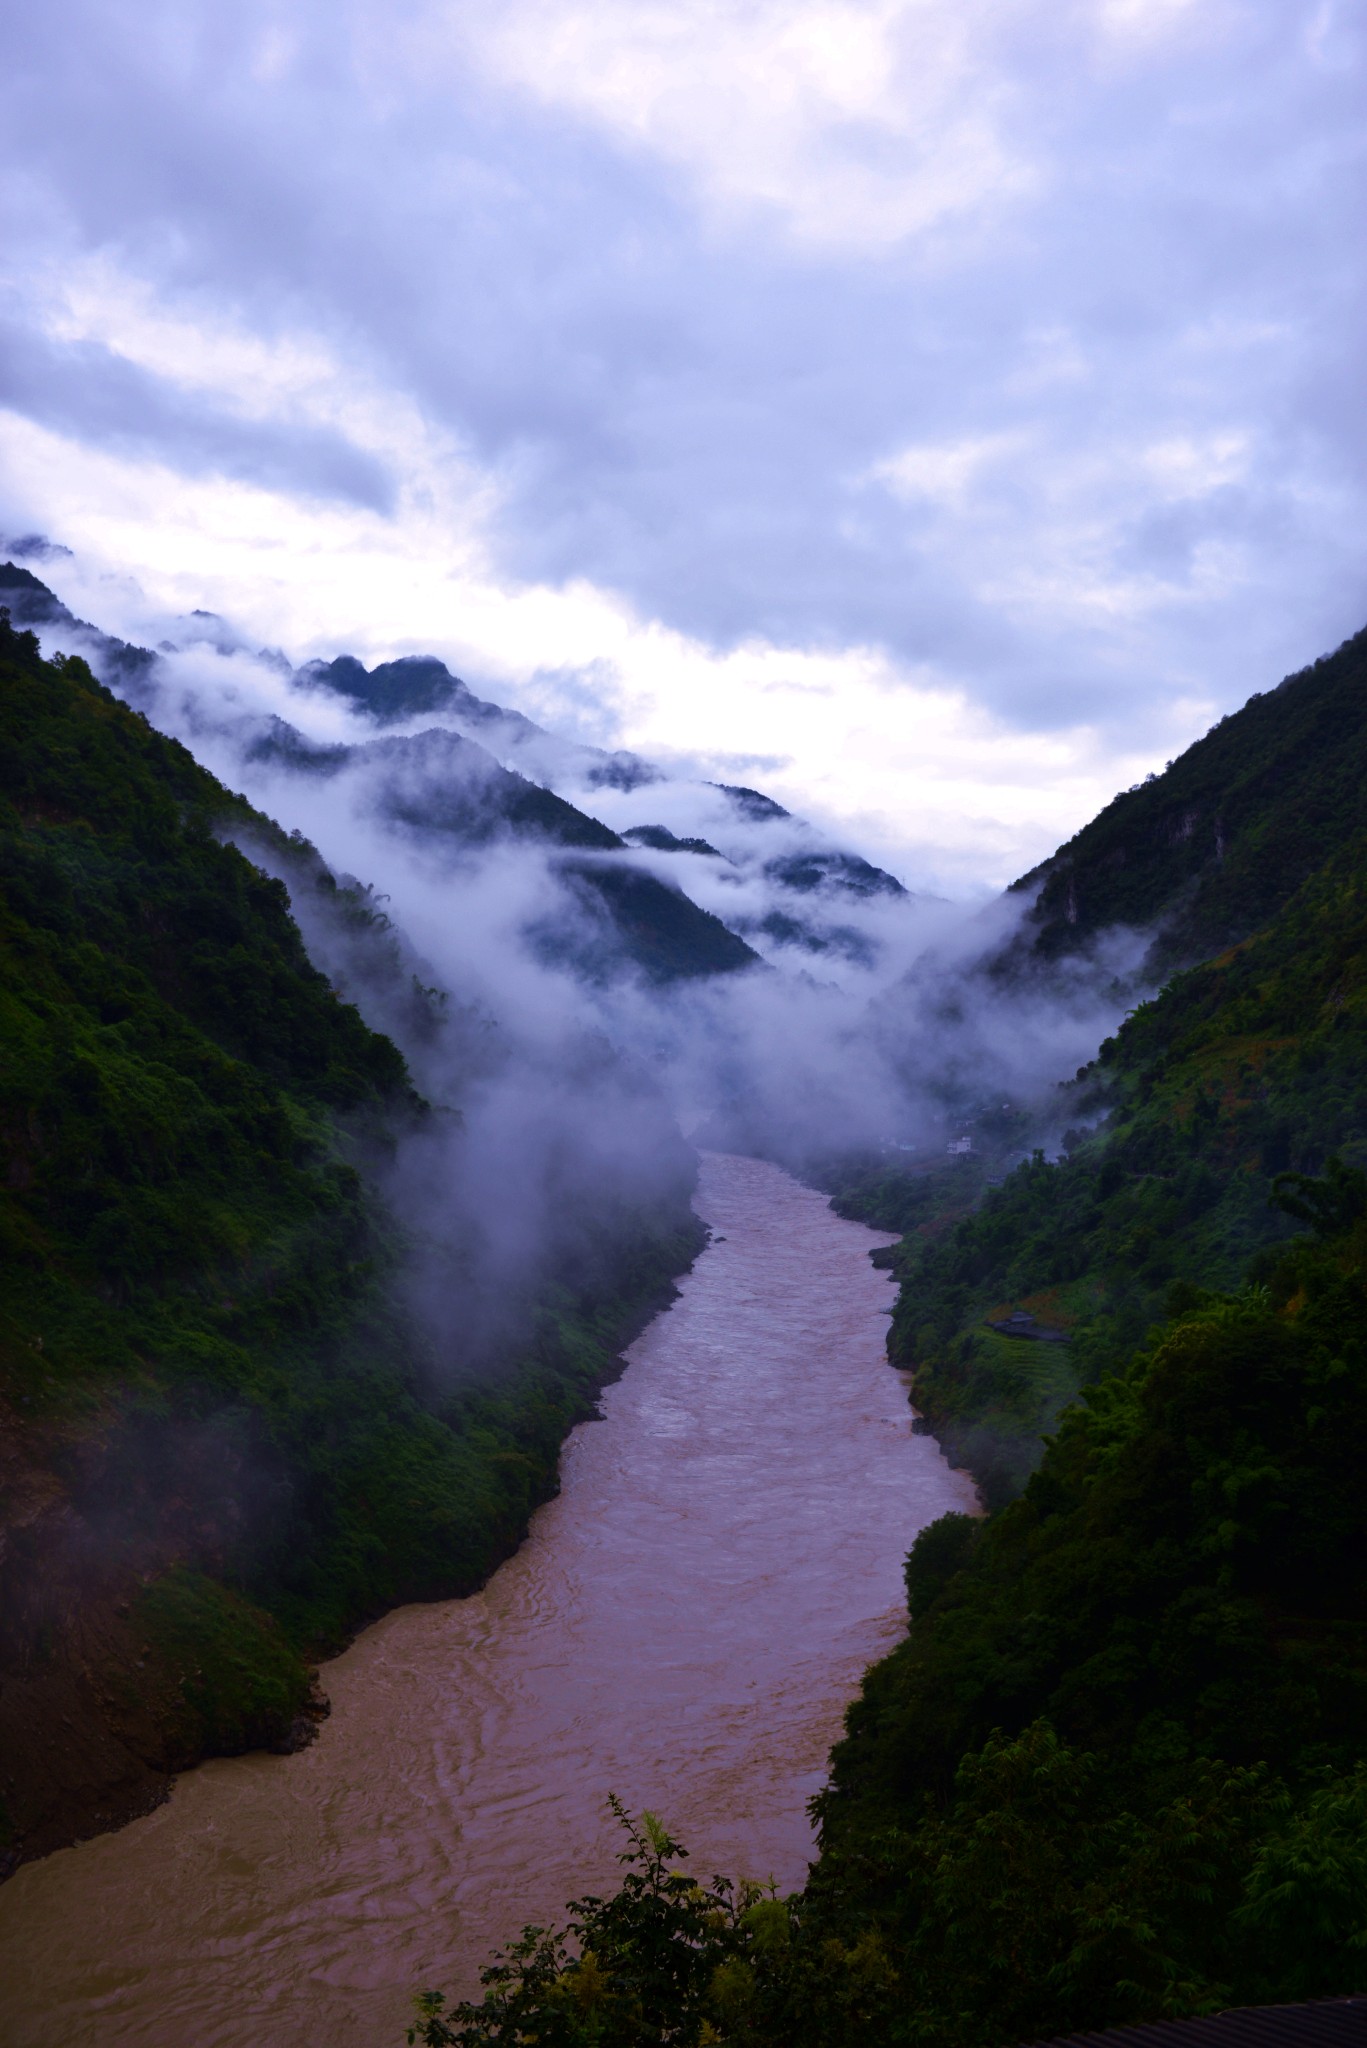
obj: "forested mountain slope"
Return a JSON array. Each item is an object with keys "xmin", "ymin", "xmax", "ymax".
[
  {"xmin": 829, "ymin": 626, "xmax": 1367, "ymax": 1506},
  {"xmin": 1011, "ymin": 622, "xmax": 1367, "ymax": 975},
  {"xmin": 0, "ymin": 563, "xmax": 761, "ymax": 989},
  {"xmin": 0, "ymin": 612, "xmax": 701, "ymax": 1871},
  {"xmin": 879, "ymin": 820, "xmax": 1367, "ymax": 1503},
  {"xmin": 803, "ymin": 1177, "xmax": 1367, "ymax": 2043},
  {"xmin": 0, "ymin": 560, "xmax": 915, "ymax": 982},
  {"xmin": 782, "ymin": 626, "xmax": 1367, "ymax": 2030},
  {"xmin": 386, "ymin": 624, "xmax": 1367, "ymax": 2047},
  {"xmin": 406, "ymin": 1181, "xmax": 1367, "ymax": 2047}
]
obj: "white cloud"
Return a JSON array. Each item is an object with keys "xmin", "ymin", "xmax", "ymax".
[
  {"xmin": 252, "ymin": 24, "xmax": 300, "ymax": 85},
  {"xmin": 871, "ymin": 431, "xmax": 1030, "ymax": 506},
  {"xmin": 22, "ymin": 252, "xmax": 479, "ymax": 497},
  {"xmin": 1, "ymin": 401, "xmax": 1185, "ymax": 890},
  {"xmin": 1094, "ymin": 0, "xmax": 1212, "ymax": 52},
  {"xmin": 401, "ymin": 0, "xmax": 1038, "ymax": 250},
  {"xmin": 425, "ymin": 0, "xmax": 1242, "ymax": 251},
  {"xmin": 0, "ymin": 0, "xmax": 1362, "ymax": 887},
  {"xmin": 1141, "ymin": 431, "xmax": 1251, "ymax": 494}
]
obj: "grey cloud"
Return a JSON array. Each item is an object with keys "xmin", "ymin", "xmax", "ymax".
[
  {"xmin": 19, "ymin": 557, "xmax": 1152, "ymax": 1208},
  {"xmin": 0, "ymin": 314, "xmax": 393, "ymax": 509},
  {"xmin": 1114, "ymin": 486, "xmax": 1295, "ymax": 585},
  {"xmin": 0, "ymin": 0, "xmax": 1365, "ymax": 735}
]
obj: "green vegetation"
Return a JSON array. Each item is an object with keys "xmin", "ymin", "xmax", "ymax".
[
  {"xmin": 822, "ymin": 1155, "xmax": 987, "ymax": 1239},
  {"xmin": 408, "ymin": 1801, "xmax": 796, "ymax": 2048},
  {"xmin": 134, "ymin": 1568, "xmax": 317, "ymax": 1762},
  {"xmin": 814, "ymin": 634, "xmax": 1367, "ymax": 1507},
  {"xmin": 806, "ymin": 1174, "xmax": 1367, "ymax": 2040},
  {"xmin": 876, "ymin": 819, "xmax": 1367, "ymax": 1505},
  {"xmin": 0, "ymin": 610, "xmax": 701, "ymax": 1857},
  {"xmin": 798, "ymin": 631, "xmax": 1367, "ymax": 2036},
  {"xmin": 413, "ymin": 1180, "xmax": 1367, "ymax": 2044},
  {"xmin": 13, "ymin": 569, "xmax": 1367, "ymax": 2034},
  {"xmin": 408, "ymin": 1798, "xmax": 907, "ymax": 2048},
  {"xmin": 410, "ymin": 628, "xmax": 1367, "ymax": 2044},
  {"xmin": 1012, "ymin": 620, "xmax": 1367, "ymax": 973}
]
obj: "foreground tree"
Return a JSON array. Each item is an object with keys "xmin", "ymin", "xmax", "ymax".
[{"xmin": 408, "ymin": 1798, "xmax": 902, "ymax": 2048}]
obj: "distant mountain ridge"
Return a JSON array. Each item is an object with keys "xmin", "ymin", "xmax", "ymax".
[
  {"xmin": 300, "ymin": 649, "xmax": 661, "ymax": 792},
  {"xmin": 0, "ymin": 559, "xmax": 914, "ymax": 980},
  {"xmin": 0, "ymin": 565, "xmax": 759, "ymax": 986},
  {"xmin": 299, "ymin": 656, "xmax": 910, "ymax": 900}
]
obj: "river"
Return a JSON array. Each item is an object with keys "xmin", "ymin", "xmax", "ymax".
[{"xmin": 0, "ymin": 1152, "xmax": 976, "ymax": 2047}]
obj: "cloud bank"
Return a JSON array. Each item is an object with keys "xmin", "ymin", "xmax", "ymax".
[
  {"xmin": 1, "ymin": 0, "xmax": 1364, "ymax": 886},
  {"xmin": 5, "ymin": 560, "xmax": 1139, "ymax": 1194}
]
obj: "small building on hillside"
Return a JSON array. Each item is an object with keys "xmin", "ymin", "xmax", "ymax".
[{"xmin": 986, "ymin": 1308, "xmax": 1070, "ymax": 1344}]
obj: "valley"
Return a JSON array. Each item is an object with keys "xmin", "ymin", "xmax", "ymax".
[
  {"xmin": 3, "ymin": 558, "xmax": 1367, "ymax": 2044},
  {"xmin": 0, "ymin": 1154, "xmax": 971, "ymax": 2047}
]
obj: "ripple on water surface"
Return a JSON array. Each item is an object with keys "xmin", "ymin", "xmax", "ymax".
[{"xmin": 0, "ymin": 1152, "xmax": 977, "ymax": 2048}]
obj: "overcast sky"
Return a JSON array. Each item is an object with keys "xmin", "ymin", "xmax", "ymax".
[{"xmin": 2, "ymin": 0, "xmax": 1364, "ymax": 888}]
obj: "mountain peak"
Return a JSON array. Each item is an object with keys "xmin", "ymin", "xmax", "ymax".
[
  {"xmin": 711, "ymin": 782, "xmax": 792, "ymax": 822},
  {"xmin": 300, "ymin": 651, "xmax": 478, "ymax": 723}
]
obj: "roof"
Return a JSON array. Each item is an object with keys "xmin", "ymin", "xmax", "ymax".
[{"xmin": 1023, "ymin": 1997, "xmax": 1367, "ymax": 2048}]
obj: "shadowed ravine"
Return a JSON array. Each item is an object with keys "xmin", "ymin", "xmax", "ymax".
[{"xmin": 0, "ymin": 1153, "xmax": 975, "ymax": 2048}]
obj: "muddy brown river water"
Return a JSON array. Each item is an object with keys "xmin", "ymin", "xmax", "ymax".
[{"xmin": 0, "ymin": 1152, "xmax": 976, "ymax": 2047}]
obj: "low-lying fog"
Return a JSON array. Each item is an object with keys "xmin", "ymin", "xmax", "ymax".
[{"xmin": 11, "ymin": 556, "xmax": 1147, "ymax": 1372}]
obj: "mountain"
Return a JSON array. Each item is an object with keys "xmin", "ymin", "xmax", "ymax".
[
  {"xmin": 0, "ymin": 559, "xmax": 72, "ymax": 622},
  {"xmin": 0, "ymin": 560, "xmax": 160, "ymax": 703},
  {"xmin": 623, "ymin": 824, "xmax": 725, "ymax": 858},
  {"xmin": 248, "ymin": 719, "xmax": 624, "ymax": 849},
  {"xmin": 296, "ymin": 654, "xmax": 914, "ymax": 960},
  {"xmin": 0, "ymin": 611, "xmax": 702, "ymax": 1871},
  {"xmin": 0, "ymin": 567, "xmax": 761, "ymax": 988},
  {"xmin": 10, "ymin": 544, "xmax": 1367, "ymax": 2037},
  {"xmin": 406, "ymin": 621, "xmax": 1367, "ymax": 2048},
  {"xmin": 0, "ymin": 562, "xmax": 922, "ymax": 986},
  {"xmin": 247, "ymin": 722, "xmax": 760, "ymax": 982},
  {"xmin": 802, "ymin": 1169, "xmax": 1367, "ymax": 2044},
  {"xmin": 1009, "ymin": 623, "xmax": 1367, "ymax": 976},
  {"xmin": 763, "ymin": 847, "xmax": 905, "ymax": 899},
  {"xmin": 821, "ymin": 625, "xmax": 1367, "ymax": 1503},
  {"xmin": 301, "ymin": 649, "xmax": 661, "ymax": 792},
  {"xmin": 795, "ymin": 625, "xmax": 1367, "ymax": 2042}
]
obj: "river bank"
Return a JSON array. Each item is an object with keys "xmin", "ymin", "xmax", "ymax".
[
  {"xmin": 0, "ymin": 1213, "xmax": 703, "ymax": 1877},
  {"xmin": 0, "ymin": 1153, "xmax": 974, "ymax": 2048}
]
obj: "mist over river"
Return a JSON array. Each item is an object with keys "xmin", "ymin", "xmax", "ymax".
[{"xmin": 0, "ymin": 1154, "xmax": 976, "ymax": 2048}]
